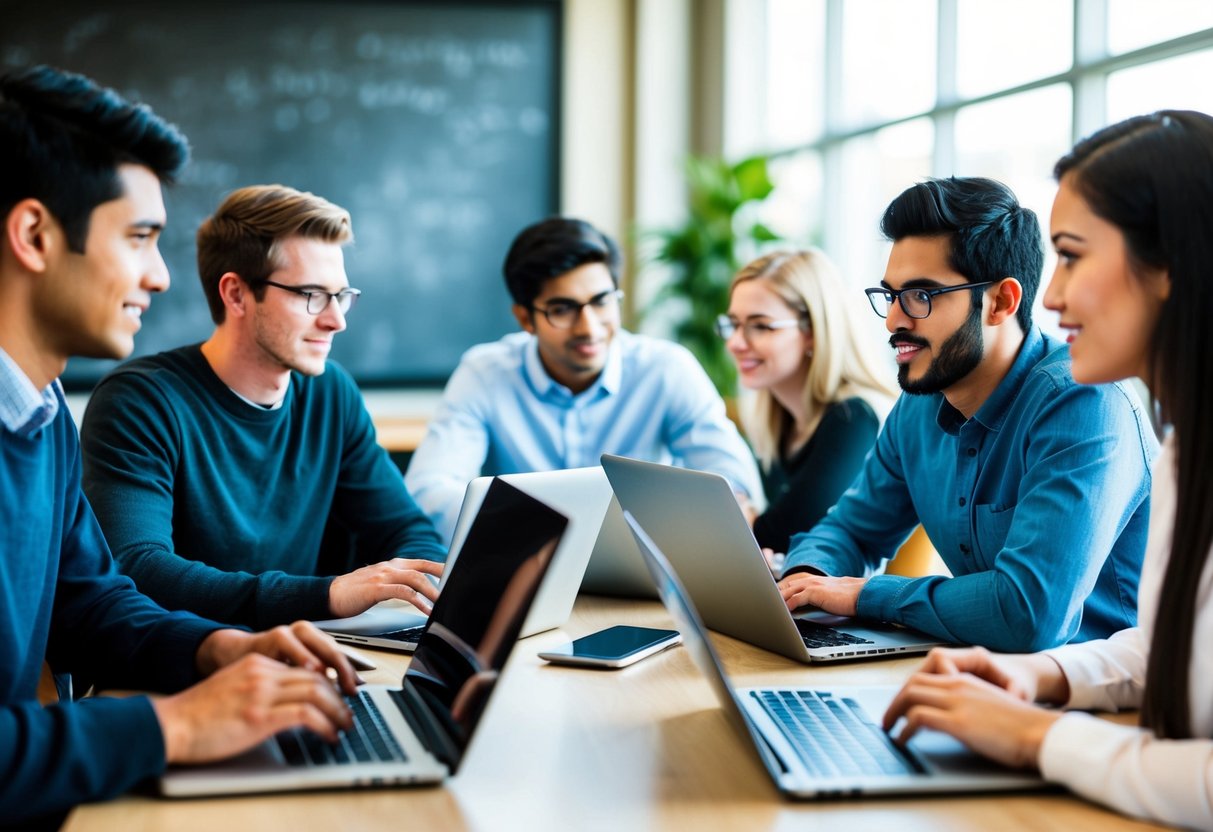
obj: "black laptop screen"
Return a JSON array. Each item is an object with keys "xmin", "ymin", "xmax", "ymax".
[{"xmin": 402, "ymin": 478, "xmax": 566, "ymax": 771}]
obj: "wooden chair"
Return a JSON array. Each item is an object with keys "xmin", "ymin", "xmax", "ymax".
[{"xmin": 885, "ymin": 525, "xmax": 950, "ymax": 577}]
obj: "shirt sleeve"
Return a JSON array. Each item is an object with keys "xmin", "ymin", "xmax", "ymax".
[
  {"xmin": 1039, "ymin": 712, "xmax": 1213, "ymax": 829},
  {"xmin": 1046, "ymin": 627, "xmax": 1147, "ymax": 712},
  {"xmin": 855, "ymin": 381, "xmax": 1151, "ymax": 651},
  {"xmin": 753, "ymin": 399, "xmax": 878, "ymax": 554},
  {"xmin": 329, "ymin": 366, "xmax": 446, "ymax": 564},
  {"xmin": 81, "ymin": 372, "xmax": 333, "ymax": 630},
  {"xmin": 0, "ymin": 696, "xmax": 166, "ymax": 826},
  {"xmin": 404, "ymin": 356, "xmax": 494, "ymax": 543},
  {"xmin": 783, "ymin": 398, "xmax": 920, "ymax": 578},
  {"xmin": 659, "ymin": 345, "xmax": 763, "ymax": 504},
  {"xmin": 1, "ymin": 424, "xmax": 224, "ymax": 825}
]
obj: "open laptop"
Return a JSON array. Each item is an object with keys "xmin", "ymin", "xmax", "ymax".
[
  {"xmin": 601, "ymin": 454, "xmax": 948, "ymax": 662},
  {"xmin": 321, "ymin": 466, "xmax": 651, "ymax": 653},
  {"xmin": 160, "ymin": 478, "xmax": 567, "ymax": 797},
  {"xmin": 625, "ymin": 511, "xmax": 1042, "ymax": 798}
]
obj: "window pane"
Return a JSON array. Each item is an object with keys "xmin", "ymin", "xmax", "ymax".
[
  {"xmin": 766, "ymin": 0, "xmax": 825, "ymax": 147},
  {"xmin": 1106, "ymin": 49, "xmax": 1213, "ymax": 124},
  {"xmin": 834, "ymin": 118, "xmax": 934, "ymax": 289},
  {"xmin": 956, "ymin": 1, "xmax": 1072, "ymax": 97},
  {"xmin": 954, "ymin": 86, "xmax": 1071, "ymax": 341},
  {"xmin": 762, "ymin": 151, "xmax": 824, "ymax": 246},
  {"xmin": 1107, "ymin": 0, "xmax": 1213, "ymax": 55},
  {"xmin": 840, "ymin": 0, "xmax": 936, "ymax": 127}
]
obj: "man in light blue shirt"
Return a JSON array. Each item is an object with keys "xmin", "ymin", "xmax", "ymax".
[
  {"xmin": 778, "ymin": 177, "xmax": 1156, "ymax": 652},
  {"xmin": 406, "ymin": 217, "xmax": 762, "ymax": 540}
]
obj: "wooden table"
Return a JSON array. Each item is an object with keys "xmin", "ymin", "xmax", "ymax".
[{"xmin": 64, "ymin": 596, "xmax": 1167, "ymax": 832}]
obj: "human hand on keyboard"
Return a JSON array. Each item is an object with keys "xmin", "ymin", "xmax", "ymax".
[{"xmin": 328, "ymin": 557, "xmax": 444, "ymax": 617}]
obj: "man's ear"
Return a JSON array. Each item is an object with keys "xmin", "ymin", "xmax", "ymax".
[
  {"xmin": 5, "ymin": 199, "xmax": 62, "ymax": 273},
  {"xmin": 217, "ymin": 272, "xmax": 252, "ymax": 318},
  {"xmin": 512, "ymin": 303, "xmax": 536, "ymax": 334},
  {"xmin": 987, "ymin": 277, "xmax": 1023, "ymax": 326}
]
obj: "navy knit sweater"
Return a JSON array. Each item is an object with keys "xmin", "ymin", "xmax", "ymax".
[
  {"xmin": 1, "ymin": 387, "xmax": 220, "ymax": 824},
  {"xmin": 81, "ymin": 345, "xmax": 446, "ymax": 630}
]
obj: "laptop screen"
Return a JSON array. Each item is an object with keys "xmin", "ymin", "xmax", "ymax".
[
  {"xmin": 623, "ymin": 510, "xmax": 786, "ymax": 776},
  {"xmin": 402, "ymin": 478, "xmax": 567, "ymax": 772}
]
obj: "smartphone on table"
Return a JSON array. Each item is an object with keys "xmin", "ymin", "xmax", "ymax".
[{"xmin": 538, "ymin": 625, "xmax": 681, "ymax": 669}]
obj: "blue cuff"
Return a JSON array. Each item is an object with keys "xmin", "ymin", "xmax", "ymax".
[{"xmin": 856, "ymin": 574, "xmax": 913, "ymax": 623}]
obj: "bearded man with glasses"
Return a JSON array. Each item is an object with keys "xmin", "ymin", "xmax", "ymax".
[
  {"xmin": 776, "ymin": 177, "xmax": 1157, "ymax": 653},
  {"xmin": 406, "ymin": 216, "xmax": 762, "ymax": 541},
  {"xmin": 81, "ymin": 185, "xmax": 447, "ymax": 629}
]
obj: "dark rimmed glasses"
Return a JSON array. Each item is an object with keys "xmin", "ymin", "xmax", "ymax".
[
  {"xmin": 259, "ymin": 279, "xmax": 362, "ymax": 315},
  {"xmin": 865, "ymin": 281, "xmax": 998, "ymax": 319},
  {"xmin": 530, "ymin": 289, "xmax": 624, "ymax": 329}
]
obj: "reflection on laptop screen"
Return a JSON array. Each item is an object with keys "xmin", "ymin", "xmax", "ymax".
[
  {"xmin": 404, "ymin": 478, "xmax": 567, "ymax": 770},
  {"xmin": 623, "ymin": 510, "xmax": 784, "ymax": 772}
]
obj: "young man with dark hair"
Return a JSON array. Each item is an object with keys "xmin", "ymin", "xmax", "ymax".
[
  {"xmin": 406, "ymin": 216, "xmax": 762, "ymax": 540},
  {"xmin": 777, "ymin": 177, "xmax": 1157, "ymax": 652},
  {"xmin": 81, "ymin": 184, "xmax": 446, "ymax": 630},
  {"xmin": 0, "ymin": 66, "xmax": 356, "ymax": 827}
]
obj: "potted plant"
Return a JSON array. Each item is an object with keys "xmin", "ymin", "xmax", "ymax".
[{"xmin": 642, "ymin": 154, "xmax": 782, "ymax": 395}]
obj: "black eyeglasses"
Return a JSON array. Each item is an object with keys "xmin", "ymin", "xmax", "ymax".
[
  {"xmin": 530, "ymin": 289, "xmax": 623, "ymax": 329},
  {"xmin": 865, "ymin": 281, "xmax": 998, "ymax": 319},
  {"xmin": 259, "ymin": 279, "xmax": 361, "ymax": 315}
]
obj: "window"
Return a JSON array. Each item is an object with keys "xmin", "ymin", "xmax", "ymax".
[{"xmin": 760, "ymin": 0, "xmax": 1213, "ymax": 333}]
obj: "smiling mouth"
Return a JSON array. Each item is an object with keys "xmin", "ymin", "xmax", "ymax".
[
  {"xmin": 891, "ymin": 341, "xmax": 925, "ymax": 365},
  {"xmin": 123, "ymin": 304, "xmax": 144, "ymax": 320}
]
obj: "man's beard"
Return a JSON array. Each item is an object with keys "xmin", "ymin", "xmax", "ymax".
[{"xmin": 896, "ymin": 301, "xmax": 984, "ymax": 395}]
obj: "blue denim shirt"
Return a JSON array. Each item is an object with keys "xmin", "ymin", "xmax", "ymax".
[{"xmin": 784, "ymin": 327, "xmax": 1157, "ymax": 651}]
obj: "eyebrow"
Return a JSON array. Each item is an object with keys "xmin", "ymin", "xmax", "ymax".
[
  {"xmin": 879, "ymin": 277, "xmax": 950, "ymax": 290},
  {"xmin": 129, "ymin": 220, "xmax": 165, "ymax": 232},
  {"xmin": 542, "ymin": 289, "xmax": 614, "ymax": 304},
  {"xmin": 1051, "ymin": 232, "xmax": 1085, "ymax": 245}
]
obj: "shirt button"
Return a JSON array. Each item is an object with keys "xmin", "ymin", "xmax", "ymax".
[
  {"xmin": 967, "ymin": 448, "xmax": 977, "ymax": 457},
  {"xmin": 960, "ymin": 544, "xmax": 970, "ymax": 554},
  {"xmin": 958, "ymin": 497, "xmax": 967, "ymax": 507}
]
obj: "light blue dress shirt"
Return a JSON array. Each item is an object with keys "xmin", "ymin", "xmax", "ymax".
[
  {"xmin": 405, "ymin": 330, "xmax": 762, "ymax": 540},
  {"xmin": 0, "ymin": 347, "xmax": 58, "ymax": 437},
  {"xmin": 784, "ymin": 327, "xmax": 1157, "ymax": 652}
]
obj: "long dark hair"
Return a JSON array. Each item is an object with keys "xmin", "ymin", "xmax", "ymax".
[{"xmin": 1055, "ymin": 110, "xmax": 1213, "ymax": 739}]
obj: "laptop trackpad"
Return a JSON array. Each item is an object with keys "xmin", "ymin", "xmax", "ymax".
[{"xmin": 909, "ymin": 730, "xmax": 1014, "ymax": 776}]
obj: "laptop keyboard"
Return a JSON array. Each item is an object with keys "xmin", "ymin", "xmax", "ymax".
[
  {"xmin": 752, "ymin": 689, "xmax": 921, "ymax": 778},
  {"xmin": 275, "ymin": 689, "xmax": 409, "ymax": 767},
  {"xmin": 377, "ymin": 625, "xmax": 426, "ymax": 644},
  {"xmin": 795, "ymin": 619, "xmax": 876, "ymax": 650}
]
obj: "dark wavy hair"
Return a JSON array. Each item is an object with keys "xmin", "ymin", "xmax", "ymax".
[
  {"xmin": 0, "ymin": 65, "xmax": 189, "ymax": 252},
  {"xmin": 1055, "ymin": 110, "xmax": 1213, "ymax": 740},
  {"xmin": 503, "ymin": 217, "xmax": 620, "ymax": 309},
  {"xmin": 880, "ymin": 177, "xmax": 1043, "ymax": 331}
]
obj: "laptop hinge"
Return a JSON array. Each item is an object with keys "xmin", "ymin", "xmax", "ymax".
[{"xmin": 391, "ymin": 683, "xmax": 461, "ymax": 770}]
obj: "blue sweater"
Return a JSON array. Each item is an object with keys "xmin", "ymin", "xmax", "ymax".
[
  {"xmin": 1, "ymin": 387, "xmax": 221, "ymax": 824},
  {"xmin": 81, "ymin": 345, "xmax": 446, "ymax": 629}
]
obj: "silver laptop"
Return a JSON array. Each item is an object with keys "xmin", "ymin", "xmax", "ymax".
[
  {"xmin": 625, "ymin": 511, "xmax": 1042, "ymax": 798},
  {"xmin": 160, "ymin": 478, "xmax": 567, "ymax": 797},
  {"xmin": 601, "ymin": 454, "xmax": 948, "ymax": 662},
  {"xmin": 322, "ymin": 466, "xmax": 650, "ymax": 653}
]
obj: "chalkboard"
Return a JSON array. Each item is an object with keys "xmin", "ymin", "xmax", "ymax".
[{"xmin": 0, "ymin": 0, "xmax": 561, "ymax": 387}]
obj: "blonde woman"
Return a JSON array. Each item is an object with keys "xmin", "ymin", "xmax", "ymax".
[{"xmin": 718, "ymin": 249, "xmax": 896, "ymax": 553}]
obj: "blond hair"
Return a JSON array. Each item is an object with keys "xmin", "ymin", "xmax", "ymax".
[
  {"xmin": 731, "ymin": 249, "xmax": 896, "ymax": 467},
  {"xmin": 196, "ymin": 184, "xmax": 353, "ymax": 323}
]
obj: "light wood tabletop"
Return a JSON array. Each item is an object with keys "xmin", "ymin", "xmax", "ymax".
[{"xmin": 64, "ymin": 596, "xmax": 1167, "ymax": 832}]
